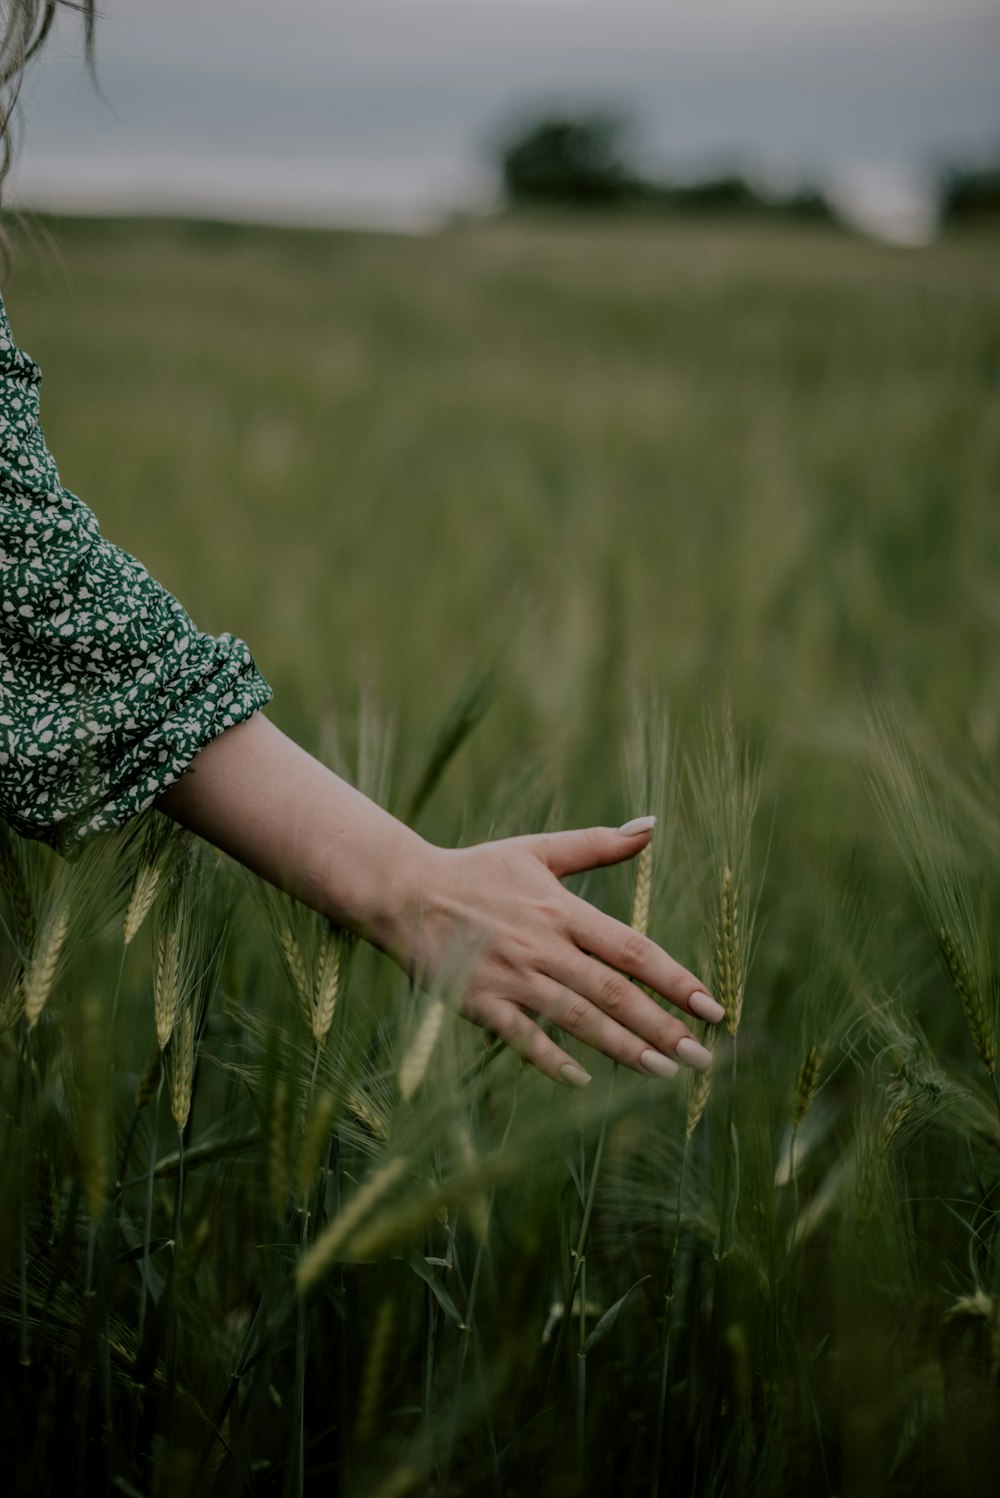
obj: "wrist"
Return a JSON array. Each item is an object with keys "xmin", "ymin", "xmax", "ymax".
[{"xmin": 316, "ymin": 810, "xmax": 436, "ymax": 962}]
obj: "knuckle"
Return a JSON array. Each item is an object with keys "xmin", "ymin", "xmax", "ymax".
[
  {"xmin": 493, "ymin": 1005, "xmax": 526, "ymax": 1043},
  {"xmin": 563, "ymin": 997, "xmax": 591, "ymax": 1032},
  {"xmin": 619, "ymin": 929, "xmax": 650, "ymax": 971},
  {"xmin": 599, "ymin": 972, "xmax": 631, "ymax": 1016}
]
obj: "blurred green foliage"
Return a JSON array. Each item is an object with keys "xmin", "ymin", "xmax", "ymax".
[{"xmin": 1, "ymin": 211, "xmax": 999, "ymax": 1495}]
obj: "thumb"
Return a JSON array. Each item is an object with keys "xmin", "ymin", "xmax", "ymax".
[{"xmin": 532, "ymin": 816, "xmax": 656, "ymax": 879}]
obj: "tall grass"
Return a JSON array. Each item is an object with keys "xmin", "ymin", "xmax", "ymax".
[{"xmin": 0, "ymin": 211, "xmax": 998, "ymax": 1493}]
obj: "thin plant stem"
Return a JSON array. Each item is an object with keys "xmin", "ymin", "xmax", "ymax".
[
  {"xmin": 18, "ymin": 1021, "xmax": 34, "ymax": 1369},
  {"xmin": 108, "ymin": 942, "xmax": 127, "ymax": 1035},
  {"xmin": 165, "ymin": 1125, "xmax": 185, "ymax": 1443},
  {"xmin": 137, "ymin": 1072, "xmax": 163, "ymax": 1342},
  {"xmin": 439, "ymin": 1070, "xmax": 521, "ymax": 1495},
  {"xmin": 551, "ymin": 1065, "xmax": 618, "ymax": 1373},
  {"xmin": 714, "ymin": 1039, "xmax": 739, "ymax": 1264},
  {"xmin": 286, "ymin": 1207, "xmax": 310, "ymax": 1498},
  {"xmin": 576, "ymin": 1255, "xmax": 588, "ymax": 1468},
  {"xmin": 651, "ymin": 1140, "xmax": 689, "ymax": 1498}
]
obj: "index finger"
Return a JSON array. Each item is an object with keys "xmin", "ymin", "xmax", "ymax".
[{"xmin": 562, "ymin": 892, "xmax": 725, "ymax": 1025}]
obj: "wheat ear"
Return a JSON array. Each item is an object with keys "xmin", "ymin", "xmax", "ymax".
[
  {"xmin": 312, "ymin": 928, "xmax": 340, "ymax": 1046},
  {"xmin": 154, "ymin": 925, "xmax": 181, "ymax": 1050},
  {"xmin": 398, "ymin": 999, "xmax": 447, "ymax": 1101},
  {"xmin": 629, "ymin": 840, "xmax": 653, "ymax": 936},
  {"xmin": 23, "ymin": 902, "xmax": 70, "ymax": 1029},
  {"xmin": 715, "ymin": 864, "xmax": 745, "ymax": 1037},
  {"xmin": 792, "ymin": 1045, "xmax": 823, "ymax": 1128},
  {"xmin": 938, "ymin": 926, "xmax": 996, "ymax": 1075},
  {"xmin": 170, "ymin": 1003, "xmax": 196, "ymax": 1132},
  {"xmin": 685, "ymin": 1051, "xmax": 715, "ymax": 1139},
  {"xmin": 124, "ymin": 863, "xmax": 163, "ymax": 947},
  {"xmin": 279, "ymin": 922, "xmax": 312, "ymax": 1014}
]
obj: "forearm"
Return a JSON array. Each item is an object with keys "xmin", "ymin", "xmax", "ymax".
[
  {"xmin": 154, "ymin": 711, "xmax": 426, "ymax": 952},
  {"xmin": 154, "ymin": 709, "xmax": 719, "ymax": 1089}
]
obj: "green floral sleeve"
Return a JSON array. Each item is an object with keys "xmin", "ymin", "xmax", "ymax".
[{"xmin": 0, "ymin": 292, "xmax": 273, "ymax": 858}]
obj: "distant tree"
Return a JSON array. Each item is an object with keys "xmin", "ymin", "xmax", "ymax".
[
  {"xmin": 940, "ymin": 162, "xmax": 1000, "ymax": 227},
  {"xmin": 499, "ymin": 113, "xmax": 641, "ymax": 207}
]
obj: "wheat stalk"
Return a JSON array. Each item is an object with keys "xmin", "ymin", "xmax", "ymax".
[
  {"xmin": 355, "ymin": 1297, "xmax": 396, "ymax": 1445},
  {"xmin": 866, "ymin": 708, "xmax": 998, "ymax": 1097},
  {"xmin": 279, "ymin": 922, "xmax": 313, "ymax": 1014},
  {"xmin": 36, "ymin": 1150, "xmax": 57, "ymax": 1246},
  {"xmin": 455, "ymin": 1120, "xmax": 489, "ymax": 1243},
  {"xmin": 297, "ymin": 1155, "xmax": 410, "ymax": 1289},
  {"xmin": 346, "ymin": 1090, "xmax": 391, "ymax": 1144},
  {"xmin": 629, "ymin": 840, "xmax": 653, "ymax": 937},
  {"xmin": 124, "ymin": 863, "xmax": 163, "ymax": 947},
  {"xmin": 311, "ymin": 928, "xmax": 340, "ymax": 1046},
  {"xmin": 23, "ymin": 902, "xmax": 70, "ymax": 1028},
  {"xmin": 154, "ymin": 924, "xmax": 181, "ymax": 1050},
  {"xmin": 134, "ymin": 1044, "xmax": 162, "ymax": 1110},
  {"xmin": 715, "ymin": 864, "xmax": 744, "ymax": 1036},
  {"xmin": 399, "ymin": 999, "xmax": 447, "ymax": 1102},
  {"xmin": 792, "ymin": 1045, "xmax": 824, "ymax": 1128},
  {"xmin": 269, "ymin": 1076, "xmax": 290, "ymax": 1217},
  {"xmin": 0, "ymin": 977, "xmax": 25, "ymax": 1031},
  {"xmin": 78, "ymin": 989, "xmax": 109, "ymax": 1220},
  {"xmin": 854, "ymin": 1084, "xmax": 932, "ymax": 1227},
  {"xmin": 298, "ymin": 1091, "xmax": 335, "ymax": 1197},
  {"xmin": 170, "ymin": 1003, "xmax": 196, "ymax": 1133},
  {"xmin": 938, "ymin": 926, "xmax": 996, "ymax": 1075},
  {"xmin": 685, "ymin": 1049, "xmax": 715, "ymax": 1139},
  {"xmin": 125, "ymin": 822, "xmax": 192, "ymax": 946}
]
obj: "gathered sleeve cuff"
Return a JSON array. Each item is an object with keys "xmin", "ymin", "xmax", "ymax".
[{"xmin": 0, "ymin": 534, "xmax": 273, "ymax": 857}]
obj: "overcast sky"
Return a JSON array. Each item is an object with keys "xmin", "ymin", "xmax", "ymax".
[{"xmin": 8, "ymin": 0, "xmax": 1000, "ymax": 235}]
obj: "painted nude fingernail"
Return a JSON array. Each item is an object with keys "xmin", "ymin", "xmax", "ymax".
[
  {"xmin": 640, "ymin": 1049, "xmax": 679, "ymax": 1080},
  {"xmin": 618, "ymin": 815, "xmax": 657, "ymax": 836},
  {"xmin": 560, "ymin": 1062, "xmax": 592, "ymax": 1089},
  {"xmin": 689, "ymin": 991, "xmax": 726, "ymax": 1024},
  {"xmin": 675, "ymin": 1037, "xmax": 714, "ymax": 1071}
]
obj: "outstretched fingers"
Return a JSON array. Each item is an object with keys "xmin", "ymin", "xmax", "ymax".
[
  {"xmin": 543, "ymin": 951, "xmax": 712, "ymax": 1070},
  {"xmin": 474, "ymin": 997, "xmax": 594, "ymax": 1089},
  {"xmin": 563, "ymin": 892, "xmax": 724, "ymax": 1031},
  {"xmin": 531, "ymin": 974, "xmax": 682, "ymax": 1078}
]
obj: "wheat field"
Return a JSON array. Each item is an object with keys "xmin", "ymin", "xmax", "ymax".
[{"xmin": 1, "ymin": 211, "xmax": 998, "ymax": 1495}]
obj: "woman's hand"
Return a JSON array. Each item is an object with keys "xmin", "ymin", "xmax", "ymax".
[
  {"xmin": 381, "ymin": 823, "xmax": 723, "ymax": 1087},
  {"xmin": 156, "ymin": 714, "xmax": 723, "ymax": 1087}
]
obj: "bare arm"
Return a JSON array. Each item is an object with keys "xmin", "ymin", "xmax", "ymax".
[{"xmin": 155, "ymin": 711, "xmax": 723, "ymax": 1086}]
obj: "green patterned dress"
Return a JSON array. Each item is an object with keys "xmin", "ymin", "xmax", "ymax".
[{"xmin": 0, "ymin": 292, "xmax": 273, "ymax": 857}]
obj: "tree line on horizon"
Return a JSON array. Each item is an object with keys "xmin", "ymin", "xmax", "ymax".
[{"xmin": 496, "ymin": 112, "xmax": 1000, "ymax": 232}]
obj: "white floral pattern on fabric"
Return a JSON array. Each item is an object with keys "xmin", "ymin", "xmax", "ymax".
[{"xmin": 0, "ymin": 292, "xmax": 273, "ymax": 858}]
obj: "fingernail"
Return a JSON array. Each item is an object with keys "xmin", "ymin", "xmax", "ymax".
[
  {"xmin": 639, "ymin": 1049, "xmax": 679, "ymax": 1079},
  {"xmin": 618, "ymin": 815, "xmax": 656, "ymax": 836},
  {"xmin": 560, "ymin": 1062, "xmax": 592, "ymax": 1089},
  {"xmin": 689, "ymin": 991, "xmax": 726, "ymax": 1024},
  {"xmin": 675, "ymin": 1037, "xmax": 714, "ymax": 1071}
]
